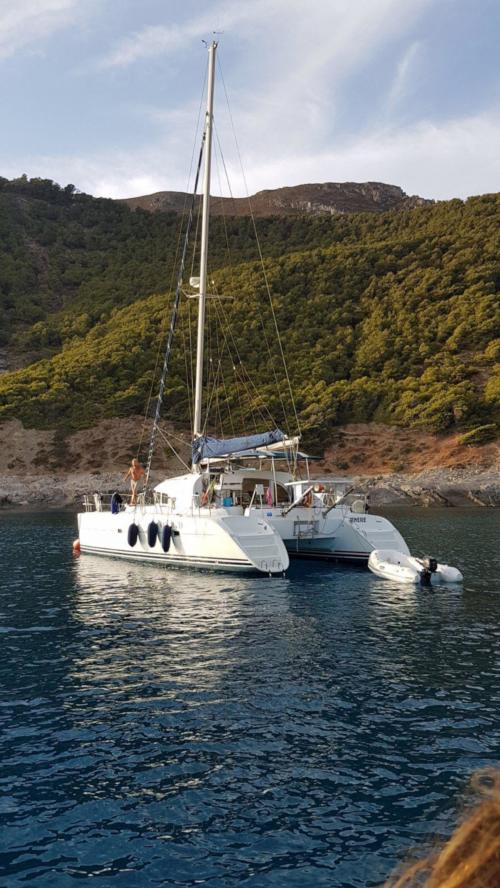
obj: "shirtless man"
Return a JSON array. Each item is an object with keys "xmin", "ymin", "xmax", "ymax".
[{"xmin": 124, "ymin": 459, "xmax": 145, "ymax": 505}]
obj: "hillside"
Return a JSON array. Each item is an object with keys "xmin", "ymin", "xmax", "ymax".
[
  {"xmin": 119, "ymin": 181, "xmax": 431, "ymax": 216},
  {"xmin": 0, "ymin": 180, "xmax": 498, "ymax": 449},
  {"xmin": 2, "ymin": 417, "xmax": 498, "ymax": 509},
  {"xmin": 0, "ymin": 177, "xmax": 431, "ymax": 365},
  {"xmin": 0, "ymin": 176, "xmax": 429, "ymax": 361}
]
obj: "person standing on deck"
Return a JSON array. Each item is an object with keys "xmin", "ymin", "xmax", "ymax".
[{"xmin": 124, "ymin": 459, "xmax": 145, "ymax": 505}]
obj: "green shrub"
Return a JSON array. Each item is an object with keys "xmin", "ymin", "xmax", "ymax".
[{"xmin": 457, "ymin": 424, "xmax": 498, "ymax": 446}]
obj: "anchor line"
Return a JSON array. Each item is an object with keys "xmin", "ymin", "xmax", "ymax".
[{"xmin": 144, "ymin": 132, "xmax": 206, "ymax": 486}]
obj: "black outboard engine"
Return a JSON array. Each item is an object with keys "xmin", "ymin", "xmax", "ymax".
[{"xmin": 420, "ymin": 556, "xmax": 438, "ymax": 585}]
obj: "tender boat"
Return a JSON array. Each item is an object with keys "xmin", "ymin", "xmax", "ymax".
[{"xmin": 368, "ymin": 549, "xmax": 463, "ymax": 584}]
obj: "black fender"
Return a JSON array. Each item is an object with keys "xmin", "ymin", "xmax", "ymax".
[
  {"xmin": 147, "ymin": 521, "xmax": 159, "ymax": 548},
  {"xmin": 161, "ymin": 525, "xmax": 172, "ymax": 553},
  {"xmin": 127, "ymin": 523, "xmax": 139, "ymax": 547}
]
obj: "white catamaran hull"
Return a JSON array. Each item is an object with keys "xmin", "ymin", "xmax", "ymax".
[
  {"xmin": 78, "ymin": 508, "xmax": 289, "ymax": 574},
  {"xmin": 278, "ymin": 510, "xmax": 410, "ymax": 562},
  {"xmin": 246, "ymin": 505, "xmax": 344, "ymax": 555}
]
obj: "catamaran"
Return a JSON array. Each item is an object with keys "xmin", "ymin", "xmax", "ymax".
[{"xmin": 77, "ymin": 41, "xmax": 410, "ymax": 570}]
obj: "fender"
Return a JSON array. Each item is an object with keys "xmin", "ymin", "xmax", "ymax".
[
  {"xmin": 127, "ymin": 523, "xmax": 139, "ymax": 547},
  {"xmin": 161, "ymin": 525, "xmax": 172, "ymax": 553},
  {"xmin": 147, "ymin": 521, "xmax": 159, "ymax": 548}
]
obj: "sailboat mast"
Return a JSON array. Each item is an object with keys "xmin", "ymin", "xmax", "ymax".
[{"xmin": 193, "ymin": 40, "xmax": 217, "ymax": 441}]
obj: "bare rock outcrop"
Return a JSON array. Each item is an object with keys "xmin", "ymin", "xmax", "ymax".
[{"xmin": 118, "ymin": 181, "xmax": 432, "ymax": 217}]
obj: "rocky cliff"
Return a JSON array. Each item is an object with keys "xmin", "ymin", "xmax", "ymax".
[{"xmin": 118, "ymin": 181, "xmax": 432, "ymax": 216}]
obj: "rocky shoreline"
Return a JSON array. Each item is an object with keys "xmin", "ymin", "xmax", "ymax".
[
  {"xmin": 1, "ymin": 417, "xmax": 498, "ymax": 510},
  {"xmin": 356, "ymin": 467, "xmax": 500, "ymax": 508},
  {"xmin": 1, "ymin": 466, "xmax": 498, "ymax": 510}
]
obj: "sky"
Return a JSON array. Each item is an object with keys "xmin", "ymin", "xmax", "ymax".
[{"xmin": 0, "ymin": 0, "xmax": 499, "ymax": 200}]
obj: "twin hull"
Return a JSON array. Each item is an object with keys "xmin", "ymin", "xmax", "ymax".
[
  {"xmin": 247, "ymin": 506, "xmax": 410, "ymax": 562},
  {"xmin": 78, "ymin": 508, "xmax": 289, "ymax": 574},
  {"xmin": 78, "ymin": 503, "xmax": 409, "ymax": 574}
]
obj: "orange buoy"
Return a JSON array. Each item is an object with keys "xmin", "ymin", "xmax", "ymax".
[{"xmin": 72, "ymin": 539, "xmax": 81, "ymax": 555}]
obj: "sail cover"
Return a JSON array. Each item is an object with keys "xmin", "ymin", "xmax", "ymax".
[{"xmin": 192, "ymin": 429, "xmax": 286, "ymax": 464}]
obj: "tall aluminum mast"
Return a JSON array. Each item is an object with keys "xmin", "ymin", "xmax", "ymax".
[{"xmin": 193, "ymin": 40, "xmax": 217, "ymax": 443}]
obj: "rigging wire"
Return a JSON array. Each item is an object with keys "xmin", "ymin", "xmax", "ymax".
[
  {"xmin": 201, "ymin": 357, "xmax": 224, "ymax": 436},
  {"xmin": 179, "ymin": 311, "xmax": 194, "ymax": 431},
  {"xmin": 136, "ymin": 68, "xmax": 207, "ymax": 463},
  {"xmin": 144, "ymin": 129, "xmax": 206, "ymax": 485},
  {"xmin": 155, "ymin": 426, "xmax": 191, "ymax": 472},
  {"xmin": 136, "ymin": 217, "xmax": 185, "ymax": 462},
  {"xmin": 213, "ymin": 307, "xmax": 227, "ymax": 437},
  {"xmin": 203, "ymin": 295, "xmax": 214, "ymax": 433},
  {"xmin": 189, "ymin": 197, "xmax": 203, "ymax": 281},
  {"xmin": 213, "ymin": 119, "xmax": 293, "ymax": 440},
  {"xmin": 216, "ymin": 56, "xmax": 302, "ymax": 440},
  {"xmin": 165, "ymin": 427, "xmax": 192, "ymax": 449},
  {"xmin": 213, "ymin": 307, "xmax": 237, "ymax": 437},
  {"xmin": 210, "ymin": 139, "xmax": 282, "ymax": 440},
  {"xmin": 211, "ymin": 280, "xmax": 282, "ymax": 425}
]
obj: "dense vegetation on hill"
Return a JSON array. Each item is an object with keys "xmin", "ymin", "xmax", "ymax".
[
  {"xmin": 0, "ymin": 176, "xmax": 498, "ymax": 447},
  {"xmin": 2, "ymin": 174, "xmax": 395, "ymax": 351}
]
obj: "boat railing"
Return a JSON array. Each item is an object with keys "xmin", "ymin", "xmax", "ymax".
[
  {"xmin": 339, "ymin": 492, "xmax": 369, "ymax": 513},
  {"xmin": 82, "ymin": 491, "xmax": 152, "ymax": 513}
]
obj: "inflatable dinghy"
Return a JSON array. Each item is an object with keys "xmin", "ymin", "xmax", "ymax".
[{"xmin": 368, "ymin": 549, "xmax": 463, "ymax": 584}]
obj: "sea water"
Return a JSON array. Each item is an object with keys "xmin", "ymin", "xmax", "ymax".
[{"xmin": 0, "ymin": 508, "xmax": 499, "ymax": 887}]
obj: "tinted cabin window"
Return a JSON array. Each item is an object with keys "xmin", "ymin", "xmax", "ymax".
[
  {"xmin": 275, "ymin": 484, "xmax": 289, "ymax": 504},
  {"xmin": 240, "ymin": 478, "xmax": 289, "ymax": 505}
]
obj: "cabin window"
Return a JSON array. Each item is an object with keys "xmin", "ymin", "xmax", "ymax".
[
  {"xmin": 240, "ymin": 478, "xmax": 289, "ymax": 506},
  {"xmin": 154, "ymin": 492, "xmax": 173, "ymax": 506},
  {"xmin": 275, "ymin": 484, "xmax": 289, "ymax": 504}
]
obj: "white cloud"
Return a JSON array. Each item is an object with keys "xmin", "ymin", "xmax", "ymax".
[
  {"xmin": 96, "ymin": 0, "xmax": 436, "ymax": 186},
  {"xmin": 99, "ymin": 22, "xmax": 185, "ymax": 69},
  {"xmin": 3, "ymin": 109, "xmax": 499, "ymax": 201},
  {"xmin": 98, "ymin": 1, "xmax": 264, "ymax": 69},
  {"xmin": 387, "ymin": 40, "xmax": 422, "ymax": 109},
  {"xmin": 2, "ymin": 0, "xmax": 498, "ymax": 204},
  {"xmin": 240, "ymin": 111, "xmax": 500, "ymax": 201},
  {"xmin": 0, "ymin": 0, "xmax": 81, "ymax": 59},
  {"xmin": 99, "ymin": 0, "xmax": 432, "ymax": 73}
]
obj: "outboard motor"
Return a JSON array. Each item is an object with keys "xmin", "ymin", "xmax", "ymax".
[{"xmin": 420, "ymin": 556, "xmax": 438, "ymax": 585}]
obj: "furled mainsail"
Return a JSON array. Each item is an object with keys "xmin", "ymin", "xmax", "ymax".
[{"xmin": 192, "ymin": 429, "xmax": 286, "ymax": 464}]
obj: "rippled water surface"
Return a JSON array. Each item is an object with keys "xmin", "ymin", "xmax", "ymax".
[{"xmin": 1, "ymin": 508, "xmax": 499, "ymax": 887}]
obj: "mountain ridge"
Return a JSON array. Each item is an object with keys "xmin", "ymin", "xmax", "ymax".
[{"xmin": 118, "ymin": 181, "xmax": 433, "ymax": 216}]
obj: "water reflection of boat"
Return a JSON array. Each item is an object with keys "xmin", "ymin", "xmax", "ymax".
[
  {"xmin": 73, "ymin": 553, "xmax": 289, "ymax": 628},
  {"xmin": 71, "ymin": 554, "xmax": 290, "ymax": 695},
  {"xmin": 73, "ymin": 553, "xmax": 278, "ymax": 615}
]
